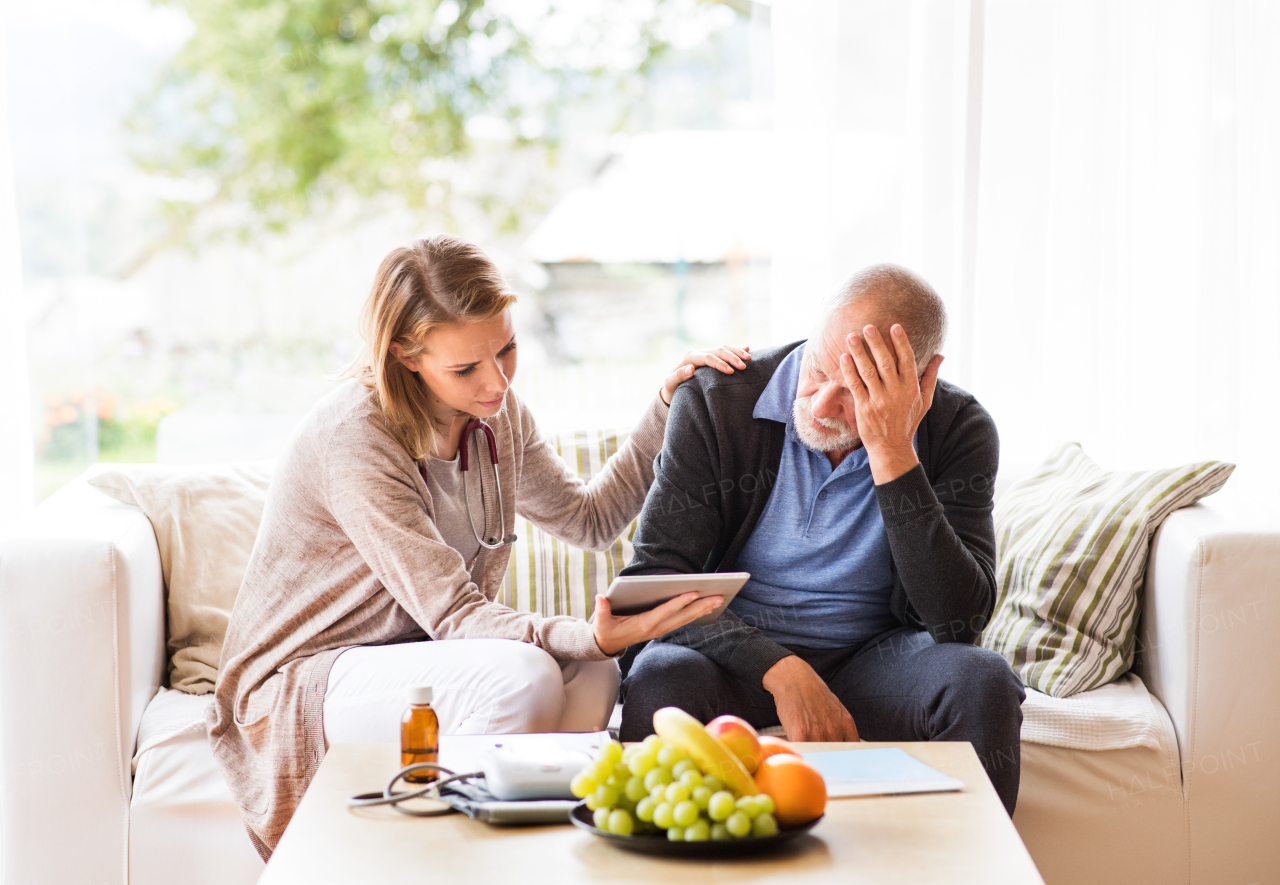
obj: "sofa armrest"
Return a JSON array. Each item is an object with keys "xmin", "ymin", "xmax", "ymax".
[
  {"xmin": 0, "ymin": 469, "xmax": 166, "ymax": 885},
  {"xmin": 1134, "ymin": 497, "xmax": 1280, "ymax": 884}
]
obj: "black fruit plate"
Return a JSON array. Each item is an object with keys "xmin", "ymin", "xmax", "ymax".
[{"xmin": 569, "ymin": 803, "xmax": 822, "ymax": 858}]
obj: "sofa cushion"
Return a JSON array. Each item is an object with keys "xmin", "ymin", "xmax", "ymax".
[
  {"xmin": 129, "ymin": 688, "xmax": 264, "ymax": 885},
  {"xmin": 500, "ymin": 428, "xmax": 636, "ymax": 620},
  {"xmin": 89, "ymin": 463, "xmax": 274, "ymax": 694},
  {"xmin": 981, "ymin": 443, "xmax": 1232, "ymax": 697},
  {"xmin": 1019, "ymin": 672, "xmax": 1167, "ymax": 751}
]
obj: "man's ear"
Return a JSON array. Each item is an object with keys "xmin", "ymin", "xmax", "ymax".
[{"xmin": 919, "ymin": 354, "xmax": 944, "ymax": 410}]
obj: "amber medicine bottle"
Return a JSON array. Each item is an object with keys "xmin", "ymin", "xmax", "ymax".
[{"xmin": 401, "ymin": 685, "xmax": 439, "ymax": 783}]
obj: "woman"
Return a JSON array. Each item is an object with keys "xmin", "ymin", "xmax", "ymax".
[{"xmin": 207, "ymin": 234, "xmax": 751, "ymax": 858}]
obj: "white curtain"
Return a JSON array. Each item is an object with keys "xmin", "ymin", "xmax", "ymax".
[
  {"xmin": 770, "ymin": 0, "xmax": 1280, "ymax": 501},
  {"xmin": 0, "ymin": 10, "xmax": 35, "ymax": 539},
  {"xmin": 972, "ymin": 0, "xmax": 1280, "ymax": 494},
  {"xmin": 769, "ymin": 0, "xmax": 978, "ymax": 345}
]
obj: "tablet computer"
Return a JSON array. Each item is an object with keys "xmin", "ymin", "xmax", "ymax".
[{"xmin": 602, "ymin": 572, "xmax": 750, "ymax": 627}]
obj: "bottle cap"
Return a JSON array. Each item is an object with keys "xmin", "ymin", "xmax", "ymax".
[{"xmin": 407, "ymin": 685, "xmax": 433, "ymax": 705}]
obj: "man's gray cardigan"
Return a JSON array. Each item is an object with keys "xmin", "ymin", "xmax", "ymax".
[{"xmin": 619, "ymin": 340, "xmax": 1001, "ymax": 690}]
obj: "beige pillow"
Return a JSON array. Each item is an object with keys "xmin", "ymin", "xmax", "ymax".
[{"xmin": 89, "ymin": 462, "xmax": 274, "ymax": 694}]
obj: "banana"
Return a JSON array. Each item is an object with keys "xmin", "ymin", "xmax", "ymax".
[{"xmin": 652, "ymin": 707, "xmax": 759, "ymax": 796}]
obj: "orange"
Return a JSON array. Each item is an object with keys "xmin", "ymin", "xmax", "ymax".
[
  {"xmin": 757, "ymin": 735, "xmax": 801, "ymax": 761},
  {"xmin": 753, "ymin": 754, "xmax": 827, "ymax": 826}
]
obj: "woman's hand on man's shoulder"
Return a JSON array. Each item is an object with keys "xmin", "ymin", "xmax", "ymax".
[{"xmin": 660, "ymin": 345, "xmax": 752, "ymax": 406}]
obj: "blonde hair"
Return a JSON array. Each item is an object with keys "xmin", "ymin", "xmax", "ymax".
[{"xmin": 339, "ymin": 235, "xmax": 517, "ymax": 460}]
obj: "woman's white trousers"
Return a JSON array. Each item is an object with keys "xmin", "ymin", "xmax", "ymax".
[{"xmin": 322, "ymin": 639, "xmax": 620, "ymax": 744}]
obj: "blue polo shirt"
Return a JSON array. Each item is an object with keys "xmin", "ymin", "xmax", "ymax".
[{"xmin": 729, "ymin": 344, "xmax": 899, "ymax": 649}]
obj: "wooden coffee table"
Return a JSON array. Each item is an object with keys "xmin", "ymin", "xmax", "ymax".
[{"xmin": 260, "ymin": 741, "xmax": 1044, "ymax": 884}]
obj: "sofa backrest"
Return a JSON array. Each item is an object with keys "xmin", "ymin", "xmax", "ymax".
[
  {"xmin": 499, "ymin": 429, "xmax": 636, "ymax": 621},
  {"xmin": 86, "ymin": 429, "xmax": 635, "ymax": 694}
]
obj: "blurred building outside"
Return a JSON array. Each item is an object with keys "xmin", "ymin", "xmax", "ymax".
[{"xmin": 156, "ymin": 130, "xmax": 779, "ymax": 460}]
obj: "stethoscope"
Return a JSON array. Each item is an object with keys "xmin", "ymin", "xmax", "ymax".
[
  {"xmin": 438, "ymin": 417, "xmax": 518, "ymax": 550},
  {"xmin": 347, "ymin": 762, "xmax": 481, "ymax": 817}
]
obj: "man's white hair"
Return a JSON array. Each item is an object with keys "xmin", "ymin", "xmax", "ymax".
[{"xmin": 819, "ymin": 263, "xmax": 948, "ymax": 373}]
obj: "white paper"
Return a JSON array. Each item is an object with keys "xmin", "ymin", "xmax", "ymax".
[{"xmin": 802, "ymin": 747, "xmax": 966, "ymax": 798}]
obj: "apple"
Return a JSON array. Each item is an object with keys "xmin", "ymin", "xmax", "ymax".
[
  {"xmin": 757, "ymin": 734, "xmax": 801, "ymax": 761},
  {"xmin": 705, "ymin": 715, "xmax": 762, "ymax": 773}
]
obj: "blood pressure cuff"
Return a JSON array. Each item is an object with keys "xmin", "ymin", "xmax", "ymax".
[{"xmin": 441, "ymin": 779, "xmax": 578, "ymax": 825}]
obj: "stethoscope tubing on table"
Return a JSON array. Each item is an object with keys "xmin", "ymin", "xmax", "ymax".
[
  {"xmin": 458, "ymin": 417, "xmax": 517, "ymax": 550},
  {"xmin": 346, "ymin": 762, "xmax": 484, "ymax": 817}
]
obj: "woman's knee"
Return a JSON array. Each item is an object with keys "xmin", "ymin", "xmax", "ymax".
[
  {"xmin": 485, "ymin": 642, "xmax": 565, "ymax": 733},
  {"xmin": 566, "ymin": 658, "xmax": 621, "ymax": 704},
  {"xmin": 559, "ymin": 659, "xmax": 621, "ymax": 732}
]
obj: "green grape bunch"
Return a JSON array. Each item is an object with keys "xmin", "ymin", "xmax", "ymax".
[{"xmin": 571, "ymin": 737, "xmax": 778, "ymax": 842}]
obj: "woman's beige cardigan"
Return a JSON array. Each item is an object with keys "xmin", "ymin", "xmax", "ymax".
[{"xmin": 206, "ymin": 380, "xmax": 668, "ymax": 857}]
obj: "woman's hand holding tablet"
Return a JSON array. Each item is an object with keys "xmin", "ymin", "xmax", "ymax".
[
  {"xmin": 592, "ymin": 592, "xmax": 721, "ymax": 656},
  {"xmin": 590, "ymin": 573, "xmax": 750, "ymax": 656}
]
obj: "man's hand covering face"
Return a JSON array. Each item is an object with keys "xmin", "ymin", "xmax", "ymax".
[{"xmin": 839, "ymin": 323, "xmax": 944, "ymax": 485}]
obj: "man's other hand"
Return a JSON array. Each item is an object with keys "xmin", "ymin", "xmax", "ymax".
[
  {"xmin": 839, "ymin": 323, "xmax": 943, "ymax": 485},
  {"xmin": 762, "ymin": 655, "xmax": 860, "ymax": 742}
]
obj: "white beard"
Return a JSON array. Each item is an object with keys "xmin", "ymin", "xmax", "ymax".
[{"xmin": 792, "ymin": 396, "xmax": 860, "ymax": 452}]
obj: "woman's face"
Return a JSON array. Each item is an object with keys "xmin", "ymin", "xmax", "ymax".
[{"xmin": 392, "ymin": 311, "xmax": 517, "ymax": 420}]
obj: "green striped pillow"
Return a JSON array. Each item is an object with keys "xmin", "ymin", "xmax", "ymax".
[
  {"xmin": 501, "ymin": 429, "xmax": 636, "ymax": 620},
  {"xmin": 981, "ymin": 443, "xmax": 1234, "ymax": 697}
]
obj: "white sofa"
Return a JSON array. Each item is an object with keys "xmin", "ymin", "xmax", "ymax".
[{"xmin": 2, "ymin": 466, "xmax": 1278, "ymax": 885}]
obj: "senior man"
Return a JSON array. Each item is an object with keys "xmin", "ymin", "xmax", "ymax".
[{"xmin": 615, "ymin": 264, "xmax": 1025, "ymax": 814}]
